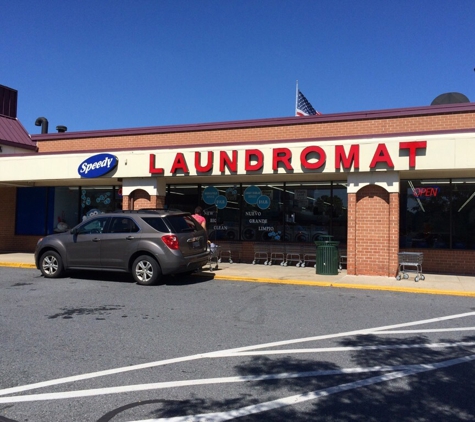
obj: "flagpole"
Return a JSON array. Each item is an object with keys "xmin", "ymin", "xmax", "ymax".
[{"xmin": 295, "ymin": 80, "xmax": 299, "ymax": 116}]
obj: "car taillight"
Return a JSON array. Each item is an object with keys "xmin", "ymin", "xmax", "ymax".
[{"xmin": 161, "ymin": 235, "xmax": 179, "ymax": 250}]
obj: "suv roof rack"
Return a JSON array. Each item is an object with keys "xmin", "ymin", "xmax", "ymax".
[
  {"xmin": 112, "ymin": 208, "xmax": 185, "ymax": 214},
  {"xmin": 139, "ymin": 208, "xmax": 184, "ymax": 212}
]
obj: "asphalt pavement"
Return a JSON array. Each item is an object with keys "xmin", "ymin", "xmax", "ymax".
[{"xmin": 2, "ymin": 252, "xmax": 475, "ymax": 297}]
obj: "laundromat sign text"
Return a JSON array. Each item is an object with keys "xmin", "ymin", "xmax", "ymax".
[
  {"xmin": 149, "ymin": 141, "xmax": 426, "ymax": 175},
  {"xmin": 78, "ymin": 154, "xmax": 118, "ymax": 178}
]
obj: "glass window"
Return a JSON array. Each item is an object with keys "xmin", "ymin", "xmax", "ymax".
[
  {"xmin": 451, "ymin": 179, "xmax": 475, "ymax": 249},
  {"xmin": 400, "ymin": 180, "xmax": 451, "ymax": 248},
  {"xmin": 241, "ymin": 184, "xmax": 284, "ymax": 242},
  {"xmin": 165, "ymin": 215, "xmax": 201, "ymax": 233},
  {"xmin": 109, "ymin": 217, "xmax": 139, "ymax": 233},
  {"xmin": 166, "ymin": 185, "xmax": 200, "ymax": 213},
  {"xmin": 282, "ymin": 182, "xmax": 347, "ymax": 244},
  {"xmin": 165, "ymin": 182, "xmax": 347, "ymax": 244},
  {"xmin": 53, "ymin": 187, "xmax": 80, "ymax": 232},
  {"xmin": 142, "ymin": 217, "xmax": 170, "ymax": 233},
  {"xmin": 78, "ymin": 217, "xmax": 109, "ymax": 234},
  {"xmin": 80, "ymin": 187, "xmax": 120, "ymax": 220},
  {"xmin": 203, "ymin": 184, "xmax": 241, "ymax": 242},
  {"xmin": 331, "ymin": 183, "xmax": 348, "ymax": 245}
]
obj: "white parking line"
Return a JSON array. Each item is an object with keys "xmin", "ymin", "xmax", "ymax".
[
  {"xmin": 213, "ymin": 341, "xmax": 475, "ymax": 357},
  {"xmin": 129, "ymin": 354, "xmax": 475, "ymax": 422},
  {"xmin": 1, "ymin": 310, "xmax": 474, "ymax": 403},
  {"xmin": 0, "ymin": 353, "xmax": 473, "ymax": 404}
]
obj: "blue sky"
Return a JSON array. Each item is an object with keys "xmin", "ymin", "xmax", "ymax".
[{"xmin": 2, "ymin": 0, "xmax": 475, "ymax": 135}]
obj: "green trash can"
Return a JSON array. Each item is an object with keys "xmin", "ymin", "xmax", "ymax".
[{"xmin": 314, "ymin": 235, "xmax": 340, "ymax": 275}]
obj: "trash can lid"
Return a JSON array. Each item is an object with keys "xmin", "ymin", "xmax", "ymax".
[{"xmin": 314, "ymin": 240, "xmax": 340, "ymax": 246}]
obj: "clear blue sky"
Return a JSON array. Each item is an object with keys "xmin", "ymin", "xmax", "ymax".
[{"xmin": 3, "ymin": 0, "xmax": 475, "ymax": 135}]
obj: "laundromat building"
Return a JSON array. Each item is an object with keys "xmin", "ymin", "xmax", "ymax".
[{"xmin": 1, "ymin": 84, "xmax": 475, "ymax": 277}]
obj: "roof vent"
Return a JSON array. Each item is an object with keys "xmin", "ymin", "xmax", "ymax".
[
  {"xmin": 431, "ymin": 92, "xmax": 470, "ymax": 105},
  {"xmin": 56, "ymin": 125, "xmax": 67, "ymax": 133},
  {"xmin": 35, "ymin": 117, "xmax": 49, "ymax": 134}
]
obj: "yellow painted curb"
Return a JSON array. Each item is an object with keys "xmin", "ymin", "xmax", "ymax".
[
  {"xmin": 0, "ymin": 263, "xmax": 36, "ymax": 269},
  {"xmin": 212, "ymin": 275, "xmax": 475, "ymax": 298}
]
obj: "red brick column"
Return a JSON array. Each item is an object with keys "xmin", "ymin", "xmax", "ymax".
[
  {"xmin": 389, "ymin": 192, "xmax": 399, "ymax": 276},
  {"xmin": 347, "ymin": 193, "xmax": 357, "ymax": 275},
  {"xmin": 354, "ymin": 185, "xmax": 394, "ymax": 276},
  {"xmin": 122, "ymin": 195, "xmax": 130, "ymax": 210}
]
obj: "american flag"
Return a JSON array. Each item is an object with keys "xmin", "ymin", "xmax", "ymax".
[{"xmin": 296, "ymin": 90, "xmax": 321, "ymax": 116}]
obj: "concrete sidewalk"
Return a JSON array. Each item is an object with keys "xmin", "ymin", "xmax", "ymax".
[{"xmin": 2, "ymin": 252, "xmax": 475, "ymax": 297}]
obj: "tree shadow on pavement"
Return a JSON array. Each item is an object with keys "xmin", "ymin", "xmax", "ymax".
[{"xmin": 97, "ymin": 334, "xmax": 475, "ymax": 421}]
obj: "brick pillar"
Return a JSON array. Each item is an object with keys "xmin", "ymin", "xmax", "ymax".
[
  {"xmin": 355, "ymin": 185, "xmax": 392, "ymax": 276},
  {"xmin": 148, "ymin": 195, "xmax": 166, "ymax": 209},
  {"xmin": 122, "ymin": 195, "xmax": 130, "ymax": 210},
  {"xmin": 347, "ymin": 193, "xmax": 357, "ymax": 275},
  {"xmin": 389, "ymin": 192, "xmax": 400, "ymax": 277}
]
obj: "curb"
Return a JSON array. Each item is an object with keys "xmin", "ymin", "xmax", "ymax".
[
  {"xmin": 3, "ymin": 262, "xmax": 475, "ymax": 298},
  {"xmin": 0, "ymin": 262, "xmax": 36, "ymax": 269},
  {"xmin": 211, "ymin": 274, "xmax": 475, "ymax": 298}
]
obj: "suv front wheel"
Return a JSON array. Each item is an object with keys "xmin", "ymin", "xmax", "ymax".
[
  {"xmin": 132, "ymin": 255, "xmax": 162, "ymax": 286},
  {"xmin": 39, "ymin": 250, "xmax": 64, "ymax": 278}
]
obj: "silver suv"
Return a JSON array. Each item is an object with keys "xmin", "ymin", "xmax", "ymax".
[{"xmin": 35, "ymin": 210, "xmax": 209, "ymax": 285}]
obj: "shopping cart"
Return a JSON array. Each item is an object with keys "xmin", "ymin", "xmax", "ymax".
[
  {"xmin": 218, "ymin": 243, "xmax": 241, "ymax": 264},
  {"xmin": 339, "ymin": 249, "xmax": 347, "ymax": 271},
  {"xmin": 284, "ymin": 245, "xmax": 302, "ymax": 267},
  {"xmin": 301, "ymin": 245, "xmax": 316, "ymax": 268},
  {"xmin": 252, "ymin": 243, "xmax": 269, "ymax": 265},
  {"xmin": 207, "ymin": 243, "xmax": 220, "ymax": 271},
  {"xmin": 396, "ymin": 252, "xmax": 425, "ymax": 282},
  {"xmin": 268, "ymin": 243, "xmax": 286, "ymax": 266}
]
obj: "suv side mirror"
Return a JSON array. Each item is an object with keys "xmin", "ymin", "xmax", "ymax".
[{"xmin": 70, "ymin": 228, "xmax": 79, "ymax": 235}]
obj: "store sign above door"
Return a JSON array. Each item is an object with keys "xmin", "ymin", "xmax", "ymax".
[
  {"xmin": 149, "ymin": 141, "xmax": 427, "ymax": 175},
  {"xmin": 78, "ymin": 153, "xmax": 118, "ymax": 178}
]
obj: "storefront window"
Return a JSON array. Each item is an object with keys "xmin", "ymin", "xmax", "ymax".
[
  {"xmin": 80, "ymin": 187, "xmax": 120, "ymax": 221},
  {"xmin": 16, "ymin": 186, "xmax": 119, "ymax": 235},
  {"xmin": 283, "ymin": 182, "xmax": 347, "ymax": 244},
  {"xmin": 165, "ymin": 182, "xmax": 347, "ymax": 243},
  {"xmin": 400, "ymin": 180, "xmax": 451, "ymax": 248},
  {"xmin": 451, "ymin": 180, "xmax": 475, "ymax": 249},
  {"xmin": 241, "ymin": 184, "xmax": 284, "ymax": 242},
  {"xmin": 53, "ymin": 187, "xmax": 80, "ymax": 232},
  {"xmin": 203, "ymin": 184, "xmax": 241, "ymax": 242},
  {"xmin": 331, "ymin": 183, "xmax": 348, "ymax": 244},
  {"xmin": 167, "ymin": 184, "xmax": 200, "ymax": 214}
]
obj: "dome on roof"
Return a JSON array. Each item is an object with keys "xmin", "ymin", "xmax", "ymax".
[{"xmin": 431, "ymin": 92, "xmax": 470, "ymax": 105}]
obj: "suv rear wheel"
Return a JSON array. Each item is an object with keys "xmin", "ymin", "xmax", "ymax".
[
  {"xmin": 39, "ymin": 251, "xmax": 64, "ymax": 278},
  {"xmin": 132, "ymin": 255, "xmax": 161, "ymax": 285}
]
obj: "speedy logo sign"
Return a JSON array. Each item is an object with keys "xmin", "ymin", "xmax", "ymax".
[{"xmin": 78, "ymin": 154, "xmax": 118, "ymax": 178}]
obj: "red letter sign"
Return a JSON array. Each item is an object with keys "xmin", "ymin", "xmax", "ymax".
[
  {"xmin": 370, "ymin": 144, "xmax": 394, "ymax": 169},
  {"xmin": 399, "ymin": 141, "xmax": 427, "ymax": 168},
  {"xmin": 272, "ymin": 148, "xmax": 293, "ymax": 171},
  {"xmin": 335, "ymin": 145, "xmax": 359, "ymax": 170},
  {"xmin": 300, "ymin": 146, "xmax": 326, "ymax": 170},
  {"xmin": 245, "ymin": 149, "xmax": 264, "ymax": 171},
  {"xmin": 219, "ymin": 150, "xmax": 237, "ymax": 173},
  {"xmin": 195, "ymin": 151, "xmax": 213, "ymax": 173},
  {"xmin": 170, "ymin": 153, "xmax": 190, "ymax": 174},
  {"xmin": 149, "ymin": 154, "xmax": 164, "ymax": 175}
]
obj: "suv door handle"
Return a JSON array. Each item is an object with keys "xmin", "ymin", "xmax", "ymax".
[
  {"xmin": 92, "ymin": 238, "xmax": 100, "ymax": 242},
  {"xmin": 126, "ymin": 236, "xmax": 135, "ymax": 240}
]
